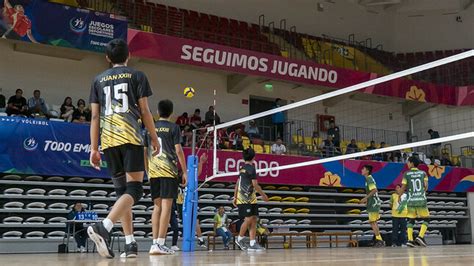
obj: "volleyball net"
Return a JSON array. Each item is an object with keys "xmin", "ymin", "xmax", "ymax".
[{"xmin": 196, "ymin": 49, "xmax": 474, "ymax": 184}]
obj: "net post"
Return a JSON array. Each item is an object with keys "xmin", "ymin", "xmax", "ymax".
[{"xmin": 182, "ymin": 130, "xmax": 198, "ymax": 252}]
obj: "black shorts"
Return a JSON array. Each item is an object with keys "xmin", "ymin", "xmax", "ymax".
[
  {"xmin": 103, "ymin": 144, "xmax": 145, "ymax": 177},
  {"xmin": 238, "ymin": 204, "xmax": 258, "ymax": 218},
  {"xmin": 150, "ymin": 178, "xmax": 179, "ymax": 200}
]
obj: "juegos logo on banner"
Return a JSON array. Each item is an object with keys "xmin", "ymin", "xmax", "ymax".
[{"xmin": 23, "ymin": 137, "xmax": 38, "ymax": 151}]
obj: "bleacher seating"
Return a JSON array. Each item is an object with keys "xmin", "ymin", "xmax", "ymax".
[{"xmin": 0, "ymin": 174, "xmax": 469, "ymax": 252}]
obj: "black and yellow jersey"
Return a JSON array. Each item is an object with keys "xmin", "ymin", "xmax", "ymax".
[
  {"xmin": 236, "ymin": 163, "xmax": 257, "ymax": 205},
  {"xmin": 89, "ymin": 66, "xmax": 152, "ymax": 150},
  {"xmin": 146, "ymin": 120, "xmax": 182, "ymax": 178}
]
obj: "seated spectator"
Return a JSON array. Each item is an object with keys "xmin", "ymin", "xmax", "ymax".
[
  {"xmin": 66, "ymin": 202, "xmax": 88, "ymax": 253},
  {"xmin": 346, "ymin": 139, "xmax": 360, "ymax": 154},
  {"xmin": 246, "ymin": 120, "xmax": 260, "ymax": 139},
  {"xmin": 27, "ymin": 89, "xmax": 50, "ymax": 117},
  {"xmin": 0, "ymin": 88, "xmax": 6, "ymax": 110},
  {"xmin": 229, "ymin": 128, "xmax": 243, "ymax": 150},
  {"xmin": 440, "ymin": 153, "xmax": 453, "ymax": 166},
  {"xmin": 6, "ymin": 89, "xmax": 29, "ymax": 117},
  {"xmin": 366, "ymin": 141, "xmax": 377, "ymax": 151},
  {"xmin": 60, "ymin": 97, "xmax": 75, "ymax": 122},
  {"xmin": 190, "ymin": 108, "xmax": 202, "ymax": 129},
  {"xmin": 182, "ymin": 125, "xmax": 193, "ymax": 147},
  {"xmin": 205, "ymin": 106, "xmax": 221, "ymax": 125},
  {"xmin": 271, "ymin": 138, "xmax": 287, "ymax": 155},
  {"xmin": 176, "ymin": 112, "xmax": 189, "ymax": 129},
  {"xmin": 213, "ymin": 206, "xmax": 232, "ymax": 250},
  {"xmin": 72, "ymin": 99, "xmax": 91, "ymax": 123},
  {"xmin": 374, "ymin": 142, "xmax": 390, "ymax": 161},
  {"xmin": 321, "ymin": 135, "xmax": 340, "ymax": 157}
]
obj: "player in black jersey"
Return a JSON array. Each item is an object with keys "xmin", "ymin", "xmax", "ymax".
[
  {"xmin": 146, "ymin": 100, "xmax": 188, "ymax": 255},
  {"xmin": 87, "ymin": 39, "xmax": 160, "ymax": 259}
]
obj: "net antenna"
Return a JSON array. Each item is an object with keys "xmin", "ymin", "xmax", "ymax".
[{"xmin": 203, "ymin": 50, "xmax": 474, "ymax": 183}]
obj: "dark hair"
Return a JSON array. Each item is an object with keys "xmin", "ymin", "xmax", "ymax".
[
  {"xmin": 33, "ymin": 89, "xmax": 40, "ymax": 94},
  {"xmin": 275, "ymin": 98, "xmax": 281, "ymax": 103},
  {"xmin": 408, "ymin": 156, "xmax": 421, "ymax": 167},
  {"xmin": 105, "ymin": 39, "xmax": 129, "ymax": 64},
  {"xmin": 158, "ymin": 99, "xmax": 173, "ymax": 118},
  {"xmin": 428, "ymin": 129, "xmax": 433, "ymax": 134},
  {"xmin": 77, "ymin": 99, "xmax": 86, "ymax": 106},
  {"xmin": 370, "ymin": 140, "xmax": 375, "ymax": 144},
  {"xmin": 243, "ymin": 148, "xmax": 255, "ymax": 161},
  {"xmin": 15, "ymin": 88, "xmax": 22, "ymax": 93},
  {"xmin": 183, "ymin": 112, "xmax": 188, "ymax": 117},
  {"xmin": 362, "ymin": 164, "xmax": 373, "ymax": 174},
  {"xmin": 62, "ymin": 97, "xmax": 72, "ymax": 106},
  {"xmin": 195, "ymin": 109, "xmax": 200, "ymax": 113},
  {"xmin": 380, "ymin": 142, "xmax": 386, "ymax": 145}
]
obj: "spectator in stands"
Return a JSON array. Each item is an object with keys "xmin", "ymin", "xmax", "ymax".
[
  {"xmin": 0, "ymin": 88, "xmax": 6, "ymax": 110},
  {"xmin": 272, "ymin": 98, "xmax": 285, "ymax": 141},
  {"xmin": 214, "ymin": 206, "xmax": 232, "ymax": 250},
  {"xmin": 366, "ymin": 141, "xmax": 377, "ymax": 151},
  {"xmin": 229, "ymin": 128, "xmax": 243, "ymax": 150},
  {"xmin": 182, "ymin": 125, "xmax": 193, "ymax": 147},
  {"xmin": 271, "ymin": 138, "xmax": 287, "ymax": 155},
  {"xmin": 375, "ymin": 142, "xmax": 390, "ymax": 161},
  {"xmin": 60, "ymin": 96, "xmax": 75, "ymax": 122},
  {"xmin": 27, "ymin": 89, "xmax": 50, "ymax": 117},
  {"xmin": 390, "ymin": 184, "xmax": 407, "ymax": 247},
  {"xmin": 6, "ymin": 88, "xmax": 29, "ymax": 117},
  {"xmin": 321, "ymin": 135, "xmax": 339, "ymax": 157},
  {"xmin": 66, "ymin": 202, "xmax": 88, "ymax": 253},
  {"xmin": 205, "ymin": 106, "xmax": 221, "ymax": 125},
  {"xmin": 190, "ymin": 108, "xmax": 202, "ymax": 129},
  {"xmin": 440, "ymin": 153, "xmax": 453, "ymax": 166},
  {"xmin": 72, "ymin": 99, "xmax": 91, "ymax": 123},
  {"xmin": 246, "ymin": 120, "xmax": 260, "ymax": 139},
  {"xmin": 327, "ymin": 121, "xmax": 341, "ymax": 148},
  {"xmin": 346, "ymin": 139, "xmax": 360, "ymax": 154},
  {"xmin": 400, "ymin": 153, "xmax": 409, "ymax": 163},
  {"xmin": 176, "ymin": 112, "xmax": 189, "ymax": 129},
  {"xmin": 428, "ymin": 129, "xmax": 441, "ymax": 159}
]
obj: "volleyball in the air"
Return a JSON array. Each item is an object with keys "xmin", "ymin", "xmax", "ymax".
[{"xmin": 184, "ymin": 87, "xmax": 195, "ymax": 98}]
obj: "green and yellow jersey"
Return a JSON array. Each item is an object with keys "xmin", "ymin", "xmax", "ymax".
[
  {"xmin": 365, "ymin": 175, "xmax": 381, "ymax": 213},
  {"xmin": 390, "ymin": 193, "xmax": 408, "ymax": 217},
  {"xmin": 402, "ymin": 167, "xmax": 428, "ymax": 207},
  {"xmin": 89, "ymin": 66, "xmax": 152, "ymax": 150}
]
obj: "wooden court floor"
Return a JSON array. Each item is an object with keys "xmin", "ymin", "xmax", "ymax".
[{"xmin": 1, "ymin": 245, "xmax": 474, "ymax": 266}]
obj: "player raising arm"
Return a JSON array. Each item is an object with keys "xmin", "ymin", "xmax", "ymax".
[{"xmin": 88, "ymin": 38, "xmax": 159, "ymax": 259}]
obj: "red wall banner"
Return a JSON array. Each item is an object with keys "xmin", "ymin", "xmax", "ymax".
[{"xmin": 128, "ymin": 29, "xmax": 474, "ymax": 106}]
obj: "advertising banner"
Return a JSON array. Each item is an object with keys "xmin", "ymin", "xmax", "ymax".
[
  {"xmin": 1, "ymin": 117, "xmax": 473, "ymax": 192},
  {"xmin": 0, "ymin": 0, "xmax": 127, "ymax": 52}
]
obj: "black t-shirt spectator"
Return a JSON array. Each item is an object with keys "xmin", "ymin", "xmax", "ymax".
[
  {"xmin": 7, "ymin": 95, "xmax": 27, "ymax": 110},
  {"xmin": 72, "ymin": 108, "xmax": 91, "ymax": 122},
  {"xmin": 0, "ymin": 94, "xmax": 5, "ymax": 108},
  {"xmin": 327, "ymin": 126, "xmax": 340, "ymax": 146}
]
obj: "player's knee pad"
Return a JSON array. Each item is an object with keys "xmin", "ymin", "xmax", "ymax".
[
  {"xmin": 112, "ymin": 173, "xmax": 127, "ymax": 198},
  {"xmin": 125, "ymin": 181, "xmax": 143, "ymax": 204}
]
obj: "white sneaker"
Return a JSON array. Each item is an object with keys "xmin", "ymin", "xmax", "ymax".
[
  {"xmin": 149, "ymin": 244, "xmax": 175, "ymax": 255},
  {"xmin": 401, "ymin": 244, "xmax": 408, "ymax": 248},
  {"xmin": 170, "ymin": 245, "xmax": 180, "ymax": 251},
  {"xmin": 80, "ymin": 246, "xmax": 86, "ymax": 253}
]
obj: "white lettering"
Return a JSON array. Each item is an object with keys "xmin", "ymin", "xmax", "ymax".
[
  {"xmin": 328, "ymin": 70, "xmax": 338, "ymax": 83},
  {"xmin": 181, "ymin": 45, "xmax": 192, "ymax": 60},
  {"xmin": 192, "ymin": 47, "xmax": 203, "ymax": 62}
]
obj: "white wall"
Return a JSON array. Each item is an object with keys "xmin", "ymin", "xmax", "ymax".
[{"xmin": 412, "ymin": 105, "xmax": 474, "ymax": 153}]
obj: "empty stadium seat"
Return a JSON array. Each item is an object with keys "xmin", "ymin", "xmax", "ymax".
[
  {"xmin": 48, "ymin": 189, "xmax": 67, "ymax": 196},
  {"xmin": 87, "ymin": 178, "xmax": 104, "ymax": 184},
  {"xmin": 3, "ymin": 188, "xmax": 23, "ymax": 195},
  {"xmin": 2, "ymin": 231, "xmax": 22, "ymax": 239},
  {"xmin": 89, "ymin": 190, "xmax": 108, "ymax": 197},
  {"xmin": 26, "ymin": 188, "xmax": 46, "ymax": 196},
  {"xmin": 46, "ymin": 176, "xmax": 64, "ymax": 182},
  {"xmin": 48, "ymin": 217, "xmax": 67, "ymax": 224},
  {"xmin": 132, "ymin": 204, "xmax": 147, "ymax": 211},
  {"xmin": 48, "ymin": 203, "xmax": 68, "ymax": 210},
  {"xmin": 3, "ymin": 202, "xmax": 24, "ymax": 209},
  {"xmin": 47, "ymin": 231, "xmax": 66, "ymax": 239},
  {"xmin": 26, "ymin": 202, "xmax": 46, "ymax": 210},
  {"xmin": 68, "ymin": 177, "xmax": 85, "ymax": 183},
  {"xmin": 25, "ymin": 175, "xmax": 43, "ymax": 181},
  {"xmin": 93, "ymin": 204, "xmax": 109, "ymax": 211},
  {"xmin": 25, "ymin": 216, "xmax": 46, "ymax": 224},
  {"xmin": 3, "ymin": 216, "xmax": 23, "ymax": 224},
  {"xmin": 69, "ymin": 189, "xmax": 87, "ymax": 197}
]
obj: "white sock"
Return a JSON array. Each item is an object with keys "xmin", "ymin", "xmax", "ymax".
[
  {"xmin": 125, "ymin": 235, "xmax": 135, "ymax": 245},
  {"xmin": 153, "ymin": 239, "xmax": 158, "ymax": 244},
  {"xmin": 238, "ymin": 236, "xmax": 244, "ymax": 242},
  {"xmin": 157, "ymin": 238, "xmax": 165, "ymax": 245},
  {"xmin": 198, "ymin": 237, "xmax": 204, "ymax": 242},
  {"xmin": 250, "ymin": 240, "xmax": 256, "ymax": 246},
  {"xmin": 102, "ymin": 218, "xmax": 113, "ymax": 232}
]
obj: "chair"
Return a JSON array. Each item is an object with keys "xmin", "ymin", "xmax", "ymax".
[
  {"xmin": 269, "ymin": 219, "xmax": 284, "ymax": 225},
  {"xmin": 132, "ymin": 204, "xmax": 147, "ymax": 211},
  {"xmin": 48, "ymin": 189, "xmax": 67, "ymax": 196},
  {"xmin": 281, "ymin": 197, "xmax": 296, "ymax": 202},
  {"xmin": 68, "ymin": 177, "xmax": 85, "ymax": 183},
  {"xmin": 48, "ymin": 203, "xmax": 68, "ymax": 210},
  {"xmin": 200, "ymin": 206, "xmax": 217, "ymax": 212},
  {"xmin": 2, "ymin": 231, "xmax": 22, "ymax": 239},
  {"xmin": 25, "ymin": 175, "xmax": 43, "ymax": 181},
  {"xmin": 93, "ymin": 204, "xmax": 109, "ymax": 211},
  {"xmin": 263, "ymin": 185, "xmax": 277, "ymax": 190},
  {"xmin": 47, "ymin": 231, "xmax": 66, "ymax": 239},
  {"xmin": 2, "ymin": 216, "xmax": 23, "ymax": 224},
  {"xmin": 1, "ymin": 175, "xmax": 21, "ymax": 180},
  {"xmin": 25, "ymin": 216, "xmax": 46, "ymax": 224},
  {"xmin": 134, "ymin": 231, "xmax": 146, "ymax": 238},
  {"xmin": 46, "ymin": 176, "xmax": 64, "ymax": 182},
  {"xmin": 210, "ymin": 183, "xmax": 226, "ymax": 188},
  {"xmin": 48, "ymin": 217, "xmax": 67, "ymax": 224},
  {"xmin": 283, "ymin": 208, "xmax": 296, "ymax": 214},
  {"xmin": 26, "ymin": 188, "xmax": 46, "ymax": 195},
  {"xmin": 25, "ymin": 231, "xmax": 45, "ymax": 239},
  {"xmin": 89, "ymin": 190, "xmax": 108, "ymax": 197},
  {"xmin": 298, "ymin": 219, "xmax": 311, "ymax": 225},
  {"xmin": 69, "ymin": 189, "xmax": 87, "ymax": 197},
  {"xmin": 296, "ymin": 197, "xmax": 309, "ymax": 203},
  {"xmin": 3, "ymin": 188, "xmax": 23, "ymax": 195},
  {"xmin": 3, "ymin": 202, "xmax": 24, "ymax": 209},
  {"xmin": 215, "ymin": 194, "xmax": 230, "ymax": 200},
  {"xmin": 199, "ymin": 194, "xmax": 215, "ymax": 200},
  {"xmin": 268, "ymin": 207, "xmax": 282, "ymax": 214},
  {"xmin": 134, "ymin": 217, "xmax": 146, "ymax": 225},
  {"xmin": 258, "ymin": 207, "xmax": 268, "ymax": 213},
  {"xmin": 296, "ymin": 208, "xmax": 310, "ymax": 214},
  {"xmin": 87, "ymin": 178, "xmax": 104, "ymax": 184},
  {"xmin": 268, "ymin": 196, "xmax": 282, "ymax": 202},
  {"xmin": 26, "ymin": 202, "xmax": 46, "ymax": 210}
]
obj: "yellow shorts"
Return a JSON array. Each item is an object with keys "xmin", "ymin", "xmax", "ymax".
[
  {"xmin": 368, "ymin": 212, "xmax": 380, "ymax": 222},
  {"xmin": 407, "ymin": 206, "xmax": 430, "ymax": 219}
]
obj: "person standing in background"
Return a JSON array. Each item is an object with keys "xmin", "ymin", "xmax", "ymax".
[
  {"xmin": 390, "ymin": 184, "xmax": 408, "ymax": 247},
  {"xmin": 428, "ymin": 129, "xmax": 441, "ymax": 159},
  {"xmin": 327, "ymin": 121, "xmax": 340, "ymax": 148},
  {"xmin": 271, "ymin": 98, "xmax": 285, "ymax": 141}
]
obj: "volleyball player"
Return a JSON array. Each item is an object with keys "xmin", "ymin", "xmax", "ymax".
[{"xmin": 88, "ymin": 39, "xmax": 160, "ymax": 258}]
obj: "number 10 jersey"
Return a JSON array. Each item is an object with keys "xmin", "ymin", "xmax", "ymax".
[
  {"xmin": 89, "ymin": 66, "xmax": 153, "ymax": 150},
  {"xmin": 402, "ymin": 168, "xmax": 428, "ymax": 207}
]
